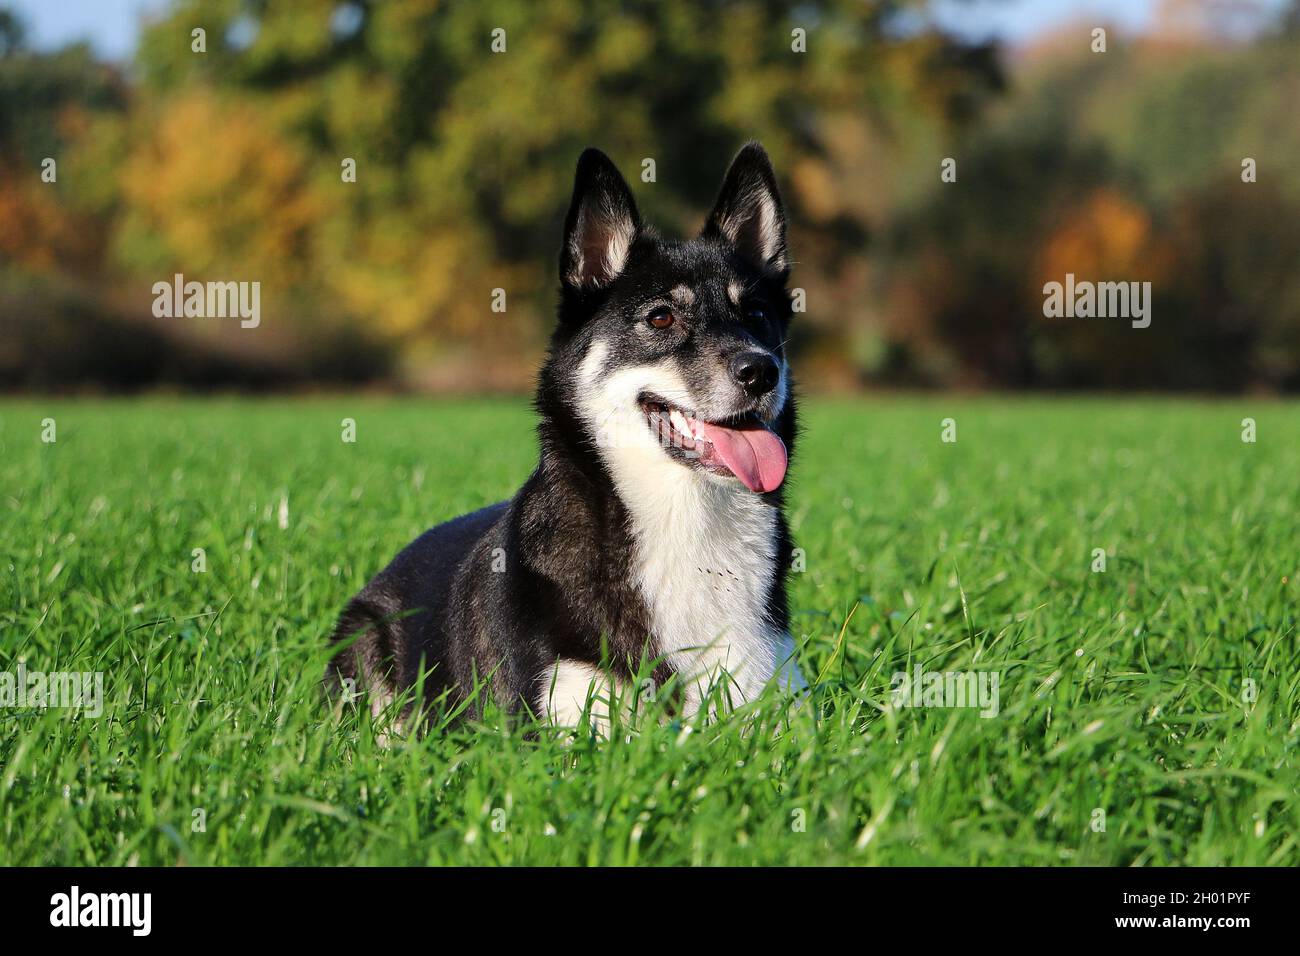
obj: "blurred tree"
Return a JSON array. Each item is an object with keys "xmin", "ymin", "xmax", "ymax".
[
  {"xmin": 0, "ymin": 9, "xmax": 24, "ymax": 58},
  {"xmin": 105, "ymin": 0, "xmax": 1002, "ymax": 385},
  {"xmin": 0, "ymin": 23, "xmax": 124, "ymax": 275},
  {"xmin": 9, "ymin": 0, "xmax": 1297, "ymax": 393},
  {"xmin": 884, "ymin": 16, "xmax": 1300, "ymax": 391}
]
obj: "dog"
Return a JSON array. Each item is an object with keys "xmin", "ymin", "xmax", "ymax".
[{"xmin": 327, "ymin": 143, "xmax": 805, "ymax": 730}]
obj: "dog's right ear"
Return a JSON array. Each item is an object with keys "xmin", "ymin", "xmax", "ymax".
[
  {"xmin": 701, "ymin": 142, "xmax": 789, "ymax": 277},
  {"xmin": 560, "ymin": 149, "xmax": 640, "ymax": 291}
]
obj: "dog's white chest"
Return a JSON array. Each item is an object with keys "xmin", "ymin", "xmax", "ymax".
[{"xmin": 623, "ymin": 471, "xmax": 785, "ymax": 709}]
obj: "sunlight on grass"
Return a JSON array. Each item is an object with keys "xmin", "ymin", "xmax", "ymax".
[{"xmin": 0, "ymin": 396, "xmax": 1296, "ymax": 865}]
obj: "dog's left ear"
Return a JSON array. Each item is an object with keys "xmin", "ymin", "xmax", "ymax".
[{"xmin": 701, "ymin": 142, "xmax": 789, "ymax": 277}]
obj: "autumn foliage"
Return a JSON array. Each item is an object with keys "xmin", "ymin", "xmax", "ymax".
[{"xmin": 2, "ymin": 1, "xmax": 1299, "ymax": 391}]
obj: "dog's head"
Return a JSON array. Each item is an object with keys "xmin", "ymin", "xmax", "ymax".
[{"xmin": 542, "ymin": 143, "xmax": 796, "ymax": 495}]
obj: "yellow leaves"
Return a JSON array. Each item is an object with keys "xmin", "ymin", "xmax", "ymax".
[
  {"xmin": 369, "ymin": 0, "xmax": 446, "ymax": 68},
  {"xmin": 592, "ymin": 17, "xmax": 653, "ymax": 72},
  {"xmin": 369, "ymin": 232, "xmax": 476, "ymax": 339},
  {"xmin": 324, "ymin": 224, "xmax": 537, "ymax": 350},
  {"xmin": 320, "ymin": 66, "xmax": 399, "ymax": 150},
  {"xmin": 118, "ymin": 89, "xmax": 322, "ymax": 284}
]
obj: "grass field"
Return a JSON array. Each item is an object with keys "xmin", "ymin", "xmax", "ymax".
[{"xmin": 0, "ymin": 396, "xmax": 1297, "ymax": 866}]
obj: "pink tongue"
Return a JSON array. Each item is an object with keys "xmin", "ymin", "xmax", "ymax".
[{"xmin": 695, "ymin": 419, "xmax": 789, "ymax": 493}]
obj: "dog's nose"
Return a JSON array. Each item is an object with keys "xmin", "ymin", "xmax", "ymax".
[{"xmin": 730, "ymin": 351, "xmax": 780, "ymax": 397}]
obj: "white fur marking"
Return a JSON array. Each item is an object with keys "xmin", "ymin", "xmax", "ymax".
[
  {"xmin": 575, "ymin": 340, "xmax": 805, "ymax": 715},
  {"xmin": 541, "ymin": 659, "xmax": 619, "ymax": 735}
]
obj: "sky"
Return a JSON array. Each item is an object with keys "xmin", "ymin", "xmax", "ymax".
[
  {"xmin": 4, "ymin": 0, "xmax": 1287, "ymax": 60},
  {"xmin": 931, "ymin": 0, "xmax": 1155, "ymax": 40},
  {"xmin": 7, "ymin": 0, "xmax": 172, "ymax": 59},
  {"xmin": 4, "ymin": 0, "xmax": 1167, "ymax": 60}
]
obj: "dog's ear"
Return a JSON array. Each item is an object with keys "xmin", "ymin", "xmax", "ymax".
[
  {"xmin": 701, "ymin": 142, "xmax": 789, "ymax": 277},
  {"xmin": 560, "ymin": 148, "xmax": 640, "ymax": 290}
]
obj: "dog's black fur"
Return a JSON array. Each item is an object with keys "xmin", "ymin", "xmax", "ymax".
[{"xmin": 327, "ymin": 143, "xmax": 797, "ymax": 721}]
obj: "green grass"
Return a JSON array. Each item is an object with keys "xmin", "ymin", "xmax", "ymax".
[{"xmin": 0, "ymin": 396, "xmax": 1297, "ymax": 866}]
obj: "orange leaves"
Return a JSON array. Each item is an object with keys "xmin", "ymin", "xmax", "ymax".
[
  {"xmin": 1035, "ymin": 188, "xmax": 1175, "ymax": 299},
  {"xmin": 0, "ymin": 166, "xmax": 101, "ymax": 273}
]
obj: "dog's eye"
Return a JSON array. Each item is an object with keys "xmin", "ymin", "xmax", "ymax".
[
  {"xmin": 746, "ymin": 306, "xmax": 768, "ymax": 322},
  {"xmin": 647, "ymin": 307, "xmax": 675, "ymax": 330}
]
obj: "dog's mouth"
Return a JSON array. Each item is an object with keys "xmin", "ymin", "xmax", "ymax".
[{"xmin": 640, "ymin": 394, "xmax": 788, "ymax": 493}]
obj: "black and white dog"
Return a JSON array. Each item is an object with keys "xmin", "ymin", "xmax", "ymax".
[{"xmin": 328, "ymin": 143, "xmax": 805, "ymax": 729}]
